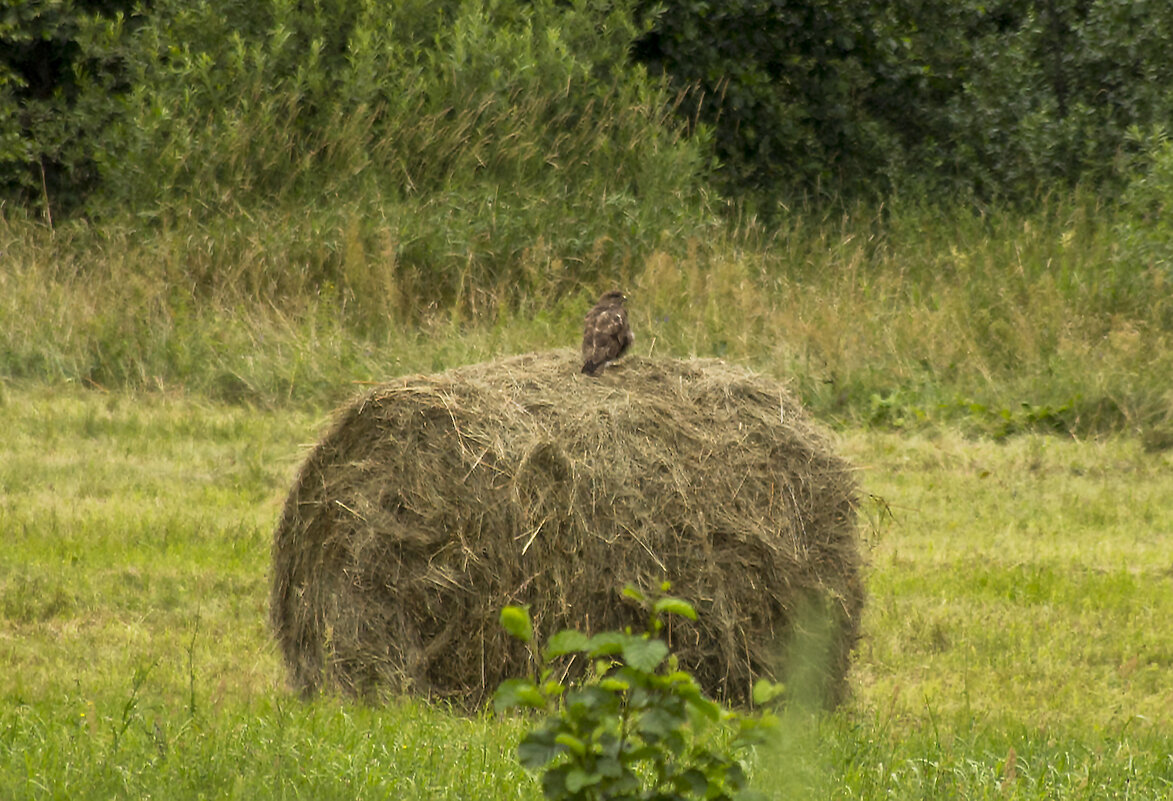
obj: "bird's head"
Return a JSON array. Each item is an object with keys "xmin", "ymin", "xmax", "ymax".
[{"xmin": 600, "ymin": 290, "xmax": 627, "ymax": 304}]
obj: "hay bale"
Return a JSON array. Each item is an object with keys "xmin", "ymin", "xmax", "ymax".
[{"xmin": 269, "ymin": 350, "xmax": 863, "ymax": 709}]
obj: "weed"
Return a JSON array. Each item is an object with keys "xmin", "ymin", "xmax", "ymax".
[{"xmin": 495, "ymin": 589, "xmax": 779, "ymax": 801}]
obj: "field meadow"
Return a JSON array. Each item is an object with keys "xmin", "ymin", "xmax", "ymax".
[
  {"xmin": 5, "ymin": 0, "xmax": 1173, "ymax": 794},
  {"xmin": 1, "ymin": 377, "xmax": 1170, "ymax": 799}
]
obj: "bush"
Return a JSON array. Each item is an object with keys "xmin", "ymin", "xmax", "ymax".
[
  {"xmin": 633, "ymin": 0, "xmax": 1173, "ymax": 208},
  {"xmin": 494, "ymin": 589, "xmax": 780, "ymax": 801},
  {"xmin": 1117, "ymin": 135, "xmax": 1173, "ymax": 283},
  {"xmin": 10, "ymin": 0, "xmax": 1173, "ymax": 225},
  {"xmin": 632, "ymin": 0, "xmax": 894, "ymax": 207}
]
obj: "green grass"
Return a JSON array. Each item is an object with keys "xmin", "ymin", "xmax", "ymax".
[
  {"xmin": 3, "ymin": 195, "xmax": 1171, "ymax": 441},
  {"xmin": 847, "ymin": 432, "xmax": 1172, "ymax": 728},
  {"xmin": 1, "ymin": 384, "xmax": 1169, "ymax": 799}
]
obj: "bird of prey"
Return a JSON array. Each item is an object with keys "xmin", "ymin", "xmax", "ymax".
[{"xmin": 581, "ymin": 290, "xmax": 634, "ymax": 376}]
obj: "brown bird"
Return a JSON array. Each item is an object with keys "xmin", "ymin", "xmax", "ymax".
[{"xmin": 581, "ymin": 290, "xmax": 634, "ymax": 376}]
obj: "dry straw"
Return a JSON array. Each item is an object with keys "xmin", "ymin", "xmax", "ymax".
[{"xmin": 270, "ymin": 350, "xmax": 863, "ymax": 709}]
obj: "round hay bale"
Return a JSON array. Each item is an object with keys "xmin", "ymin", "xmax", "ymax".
[{"xmin": 269, "ymin": 350, "xmax": 863, "ymax": 709}]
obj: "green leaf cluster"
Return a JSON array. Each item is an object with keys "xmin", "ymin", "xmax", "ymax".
[{"xmin": 493, "ymin": 591, "xmax": 779, "ymax": 801}]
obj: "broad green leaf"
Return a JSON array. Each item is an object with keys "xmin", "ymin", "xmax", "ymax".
[
  {"xmin": 493, "ymin": 678, "xmax": 544, "ymax": 711},
  {"xmin": 567, "ymin": 686, "xmax": 618, "ymax": 713},
  {"xmin": 643, "ymin": 671, "xmax": 675, "ymax": 691},
  {"xmin": 517, "ymin": 686, "xmax": 546, "ymax": 707},
  {"xmin": 544, "ymin": 629, "xmax": 590, "ymax": 658},
  {"xmin": 621, "ymin": 584, "xmax": 646, "ymax": 603},
  {"xmin": 638, "ymin": 705, "xmax": 687, "ymax": 740},
  {"xmin": 622, "ymin": 637, "xmax": 669, "ymax": 672},
  {"xmin": 594, "ymin": 658, "xmax": 614, "ymax": 676},
  {"xmin": 653, "ymin": 596, "xmax": 698, "ymax": 620},
  {"xmin": 586, "ymin": 630, "xmax": 630, "ymax": 657},
  {"xmin": 676, "ymin": 768, "xmax": 709, "ymax": 796},
  {"xmin": 598, "ymin": 677, "xmax": 630, "ymax": 693},
  {"xmin": 499, "ymin": 605, "xmax": 533, "ymax": 644},
  {"xmin": 598, "ymin": 731, "xmax": 623, "ymax": 758},
  {"xmin": 627, "ymin": 683, "xmax": 652, "ymax": 710},
  {"xmin": 726, "ymin": 762, "xmax": 748, "ymax": 789},
  {"xmin": 518, "ymin": 730, "xmax": 560, "ymax": 769},
  {"xmin": 662, "ymin": 729, "xmax": 687, "ymax": 756},
  {"xmin": 566, "ymin": 768, "xmax": 602, "ymax": 792},
  {"xmin": 665, "ymin": 670, "xmax": 700, "ymax": 688},
  {"xmin": 540, "ymin": 764, "xmax": 570, "ymax": 796},
  {"xmin": 609, "ymin": 772, "xmax": 642, "ymax": 795},
  {"xmin": 554, "ymin": 733, "xmax": 587, "ymax": 756},
  {"xmin": 627, "ymin": 744, "xmax": 658, "ymax": 762},
  {"xmin": 596, "ymin": 755, "xmax": 624, "ymax": 779}
]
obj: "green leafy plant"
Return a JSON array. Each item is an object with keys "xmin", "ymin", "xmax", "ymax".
[{"xmin": 494, "ymin": 586, "xmax": 780, "ymax": 801}]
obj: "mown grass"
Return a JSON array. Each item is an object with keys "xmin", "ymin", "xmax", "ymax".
[
  {"xmin": 1, "ymin": 384, "xmax": 1169, "ymax": 799},
  {"xmin": 849, "ymin": 432, "xmax": 1173, "ymax": 728}
]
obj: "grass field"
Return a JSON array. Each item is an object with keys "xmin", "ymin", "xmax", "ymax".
[
  {"xmin": 4, "ymin": 3, "xmax": 1172, "ymax": 792},
  {"xmin": 1, "ymin": 382, "xmax": 1169, "ymax": 799}
]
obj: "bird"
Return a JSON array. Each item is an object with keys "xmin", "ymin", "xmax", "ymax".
[{"xmin": 581, "ymin": 290, "xmax": 634, "ymax": 376}]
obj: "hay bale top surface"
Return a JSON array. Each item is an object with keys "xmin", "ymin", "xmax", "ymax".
[
  {"xmin": 338, "ymin": 349, "xmax": 833, "ymax": 485},
  {"xmin": 270, "ymin": 349, "xmax": 862, "ymax": 708}
]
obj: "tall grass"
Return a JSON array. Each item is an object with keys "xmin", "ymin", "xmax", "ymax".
[{"xmin": 4, "ymin": 193, "xmax": 1169, "ymax": 441}]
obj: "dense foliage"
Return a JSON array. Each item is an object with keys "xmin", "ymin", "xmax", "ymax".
[
  {"xmin": 6, "ymin": 0, "xmax": 1173, "ymax": 220},
  {"xmin": 633, "ymin": 0, "xmax": 1173, "ymax": 208},
  {"xmin": 0, "ymin": 0, "xmax": 140, "ymax": 217},
  {"xmin": 3, "ymin": 0, "xmax": 716, "ymax": 307}
]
